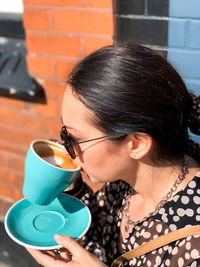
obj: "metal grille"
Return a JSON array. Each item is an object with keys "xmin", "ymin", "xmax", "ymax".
[{"xmin": 0, "ymin": 37, "xmax": 45, "ymax": 103}]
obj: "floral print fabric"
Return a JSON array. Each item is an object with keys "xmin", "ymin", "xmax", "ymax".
[{"xmin": 80, "ymin": 171, "xmax": 200, "ymax": 266}]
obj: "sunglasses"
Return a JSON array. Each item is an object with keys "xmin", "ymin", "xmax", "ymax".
[{"xmin": 60, "ymin": 125, "xmax": 108, "ymax": 159}]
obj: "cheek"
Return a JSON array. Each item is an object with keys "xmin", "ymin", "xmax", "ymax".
[
  {"xmin": 83, "ymin": 146, "xmax": 109, "ymax": 168},
  {"xmin": 80, "ymin": 143, "xmax": 130, "ymax": 180}
]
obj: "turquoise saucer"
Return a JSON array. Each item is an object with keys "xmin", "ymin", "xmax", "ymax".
[{"xmin": 4, "ymin": 193, "xmax": 91, "ymax": 250}]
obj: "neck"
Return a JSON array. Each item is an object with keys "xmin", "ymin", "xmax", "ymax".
[
  {"xmin": 123, "ymin": 156, "xmax": 186, "ymax": 206},
  {"xmin": 120, "ymin": 155, "xmax": 200, "ymax": 236}
]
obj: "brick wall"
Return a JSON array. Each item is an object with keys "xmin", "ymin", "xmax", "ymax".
[
  {"xmin": 113, "ymin": 0, "xmax": 200, "ymax": 144},
  {"xmin": 114, "ymin": 0, "xmax": 200, "ymax": 95},
  {"xmin": 168, "ymin": 0, "xmax": 200, "ymax": 96},
  {"xmin": 0, "ymin": 0, "xmax": 113, "ymax": 215},
  {"xmin": 113, "ymin": 0, "xmax": 169, "ymax": 56},
  {"xmin": 168, "ymin": 0, "xmax": 200, "ymax": 143}
]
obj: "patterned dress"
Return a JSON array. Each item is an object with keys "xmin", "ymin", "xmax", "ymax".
[{"xmin": 79, "ymin": 171, "xmax": 200, "ymax": 266}]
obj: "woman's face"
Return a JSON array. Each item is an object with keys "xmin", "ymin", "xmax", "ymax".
[{"xmin": 61, "ymin": 87, "xmax": 133, "ymax": 184}]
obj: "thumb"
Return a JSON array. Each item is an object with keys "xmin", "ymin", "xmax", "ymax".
[{"xmin": 54, "ymin": 234, "xmax": 84, "ymax": 256}]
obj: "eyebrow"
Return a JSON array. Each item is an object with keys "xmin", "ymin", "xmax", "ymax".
[
  {"xmin": 61, "ymin": 117, "xmax": 74, "ymax": 129},
  {"xmin": 60, "ymin": 117, "xmax": 84, "ymax": 136}
]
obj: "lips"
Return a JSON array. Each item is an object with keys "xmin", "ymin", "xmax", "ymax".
[{"xmin": 81, "ymin": 167, "xmax": 86, "ymax": 173}]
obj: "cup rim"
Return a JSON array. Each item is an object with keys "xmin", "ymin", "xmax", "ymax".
[{"xmin": 30, "ymin": 139, "xmax": 81, "ymax": 172}]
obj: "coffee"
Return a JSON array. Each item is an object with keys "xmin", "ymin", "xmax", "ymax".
[{"xmin": 33, "ymin": 141, "xmax": 77, "ymax": 170}]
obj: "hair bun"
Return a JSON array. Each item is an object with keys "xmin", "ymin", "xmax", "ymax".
[{"xmin": 188, "ymin": 93, "xmax": 200, "ymax": 135}]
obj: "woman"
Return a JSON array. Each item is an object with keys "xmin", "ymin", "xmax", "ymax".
[{"xmin": 27, "ymin": 43, "xmax": 200, "ymax": 266}]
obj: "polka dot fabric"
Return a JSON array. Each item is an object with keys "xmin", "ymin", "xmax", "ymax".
[{"xmin": 80, "ymin": 171, "xmax": 200, "ymax": 266}]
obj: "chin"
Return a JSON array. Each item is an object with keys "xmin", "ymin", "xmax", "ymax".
[
  {"xmin": 87, "ymin": 175, "xmax": 99, "ymax": 183},
  {"xmin": 87, "ymin": 174, "xmax": 105, "ymax": 183}
]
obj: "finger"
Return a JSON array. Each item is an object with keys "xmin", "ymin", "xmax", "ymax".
[
  {"xmin": 59, "ymin": 250, "xmax": 71, "ymax": 261},
  {"xmin": 45, "ymin": 250, "xmax": 59, "ymax": 259},
  {"xmin": 26, "ymin": 247, "xmax": 67, "ymax": 267},
  {"xmin": 54, "ymin": 235, "xmax": 84, "ymax": 258},
  {"xmin": 60, "ymin": 248, "xmax": 71, "ymax": 258},
  {"xmin": 58, "ymin": 247, "xmax": 71, "ymax": 261},
  {"xmin": 77, "ymin": 238, "xmax": 83, "ymax": 246},
  {"xmin": 46, "ymin": 249, "xmax": 71, "ymax": 262}
]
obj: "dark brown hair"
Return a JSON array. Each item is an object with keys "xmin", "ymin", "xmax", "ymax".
[{"xmin": 68, "ymin": 43, "xmax": 200, "ymax": 162}]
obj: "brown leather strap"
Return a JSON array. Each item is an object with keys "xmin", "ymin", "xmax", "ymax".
[{"xmin": 111, "ymin": 225, "xmax": 200, "ymax": 267}]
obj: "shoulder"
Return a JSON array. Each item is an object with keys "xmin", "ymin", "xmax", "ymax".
[
  {"xmin": 185, "ymin": 170, "xmax": 200, "ymax": 195},
  {"xmin": 154, "ymin": 170, "xmax": 200, "ymax": 229},
  {"xmin": 166, "ymin": 170, "xmax": 200, "ymax": 228}
]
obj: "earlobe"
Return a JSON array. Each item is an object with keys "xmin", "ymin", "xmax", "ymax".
[{"xmin": 128, "ymin": 133, "xmax": 153, "ymax": 160}]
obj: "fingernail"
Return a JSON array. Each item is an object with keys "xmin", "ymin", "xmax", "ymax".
[{"xmin": 54, "ymin": 234, "xmax": 62, "ymax": 241}]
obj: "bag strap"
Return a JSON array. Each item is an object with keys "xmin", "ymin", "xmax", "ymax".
[{"xmin": 111, "ymin": 225, "xmax": 200, "ymax": 267}]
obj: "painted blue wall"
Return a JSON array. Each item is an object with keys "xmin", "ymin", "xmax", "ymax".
[{"xmin": 168, "ymin": 0, "xmax": 200, "ymax": 144}]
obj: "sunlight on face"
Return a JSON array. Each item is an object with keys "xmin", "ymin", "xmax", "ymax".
[{"xmin": 61, "ymin": 86, "xmax": 132, "ymax": 183}]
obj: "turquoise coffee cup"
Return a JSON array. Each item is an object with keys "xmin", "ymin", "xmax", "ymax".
[{"xmin": 23, "ymin": 140, "xmax": 80, "ymax": 205}]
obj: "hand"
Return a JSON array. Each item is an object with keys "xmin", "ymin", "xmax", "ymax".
[{"xmin": 26, "ymin": 234, "xmax": 107, "ymax": 267}]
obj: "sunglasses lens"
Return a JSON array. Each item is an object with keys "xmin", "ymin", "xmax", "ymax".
[
  {"xmin": 60, "ymin": 128, "xmax": 76, "ymax": 159},
  {"xmin": 67, "ymin": 143, "xmax": 76, "ymax": 159}
]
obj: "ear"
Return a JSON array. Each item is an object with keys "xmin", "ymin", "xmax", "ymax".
[{"xmin": 127, "ymin": 133, "xmax": 153, "ymax": 159}]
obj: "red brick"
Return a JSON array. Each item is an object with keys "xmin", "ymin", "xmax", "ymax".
[
  {"xmin": 0, "ymin": 152, "xmax": 7, "ymax": 167},
  {"xmin": 31, "ymin": 97, "xmax": 58, "ymax": 117},
  {"xmin": 84, "ymin": 37, "xmax": 113, "ymax": 55},
  {"xmin": 20, "ymin": 113, "xmax": 62, "ymax": 138},
  {"xmin": 0, "ymin": 184, "xmax": 14, "ymax": 199},
  {"xmin": 55, "ymin": 59, "xmax": 79, "ymax": 79},
  {"xmin": 23, "ymin": 9, "xmax": 51, "ymax": 31},
  {"xmin": 0, "ymin": 125, "xmax": 37, "ymax": 146},
  {"xmin": 0, "ymin": 198, "xmax": 14, "ymax": 218},
  {"xmin": 14, "ymin": 187, "xmax": 24, "ymax": 201},
  {"xmin": 26, "ymin": 54, "xmax": 53, "ymax": 77},
  {"xmin": 0, "ymin": 96, "xmax": 27, "ymax": 110},
  {"xmin": 0, "ymin": 140, "xmax": 27, "ymax": 156},
  {"xmin": 7, "ymin": 154, "xmax": 25, "ymax": 173},
  {"xmin": 0, "ymin": 108, "xmax": 20, "ymax": 127},
  {"xmin": 26, "ymin": 33, "xmax": 81, "ymax": 57},
  {"xmin": 53, "ymin": 10, "xmax": 113, "ymax": 35},
  {"xmin": 0, "ymin": 169, "xmax": 23, "ymax": 188},
  {"xmin": 0, "ymin": 169, "xmax": 25, "ymax": 202},
  {"xmin": 82, "ymin": 0, "xmax": 112, "ymax": 9},
  {"xmin": 23, "ymin": 0, "xmax": 80, "ymax": 7},
  {"xmin": 43, "ymin": 80, "xmax": 66, "ymax": 100}
]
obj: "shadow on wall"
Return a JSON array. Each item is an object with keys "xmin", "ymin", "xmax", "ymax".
[{"xmin": 0, "ymin": 222, "xmax": 40, "ymax": 267}]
